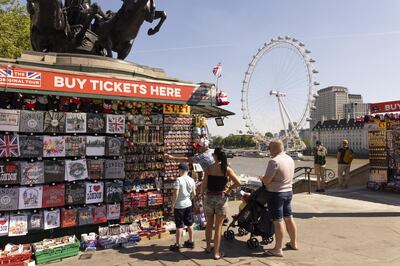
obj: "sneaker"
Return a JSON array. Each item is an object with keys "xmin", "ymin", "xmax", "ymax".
[
  {"xmin": 169, "ymin": 244, "xmax": 181, "ymax": 252},
  {"xmin": 183, "ymin": 240, "xmax": 195, "ymax": 249}
]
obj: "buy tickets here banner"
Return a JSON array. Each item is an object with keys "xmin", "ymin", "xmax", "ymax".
[{"xmin": 0, "ymin": 66, "xmax": 196, "ymax": 102}]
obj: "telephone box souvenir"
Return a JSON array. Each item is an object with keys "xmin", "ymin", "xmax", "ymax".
[
  {"xmin": 106, "ymin": 114, "xmax": 125, "ymax": 134},
  {"xmin": 0, "ymin": 187, "xmax": 19, "ymax": 211},
  {"xmin": 44, "ymin": 209, "xmax": 60, "ymax": 230},
  {"xmin": 104, "ymin": 180, "xmax": 124, "ymax": 203},
  {"xmin": 0, "ymin": 109, "xmax": 20, "ymax": 132},
  {"xmin": 93, "ymin": 205, "xmax": 107, "ymax": 224},
  {"xmin": 0, "ymin": 213, "xmax": 9, "ymax": 236},
  {"xmin": 85, "ymin": 182, "xmax": 104, "ymax": 204},
  {"xmin": 78, "ymin": 206, "xmax": 93, "ymax": 226},
  {"xmin": 107, "ymin": 203, "xmax": 120, "ymax": 220},
  {"xmin": 65, "ymin": 182, "xmax": 86, "ymax": 205},
  {"xmin": 43, "ymin": 136, "xmax": 66, "ymax": 157},
  {"xmin": 19, "ymin": 135, "xmax": 43, "ymax": 158},
  {"xmin": 87, "ymin": 159, "xmax": 104, "ymax": 180},
  {"xmin": 65, "ymin": 136, "xmax": 86, "ymax": 157},
  {"xmin": 86, "ymin": 136, "xmax": 105, "ymax": 156},
  {"xmin": 42, "ymin": 184, "xmax": 65, "ymax": 208},
  {"xmin": 65, "ymin": 159, "xmax": 89, "ymax": 181},
  {"xmin": 19, "ymin": 161, "xmax": 45, "ymax": 185},
  {"xmin": 61, "ymin": 208, "xmax": 78, "ymax": 228},
  {"xmin": 18, "ymin": 186, "xmax": 43, "ymax": 209},
  {"xmin": 65, "ymin": 112, "xmax": 87, "ymax": 133},
  {"xmin": 104, "ymin": 159, "xmax": 125, "ymax": 179},
  {"xmin": 0, "ymin": 161, "xmax": 18, "ymax": 185},
  {"xmin": 8, "ymin": 213, "xmax": 28, "ymax": 236},
  {"xmin": 106, "ymin": 137, "xmax": 124, "ymax": 156},
  {"xmin": 44, "ymin": 111, "xmax": 65, "ymax": 133},
  {"xmin": 0, "ymin": 134, "xmax": 20, "ymax": 158},
  {"xmin": 87, "ymin": 113, "xmax": 106, "ymax": 134},
  {"xmin": 29, "ymin": 211, "xmax": 44, "ymax": 231},
  {"xmin": 44, "ymin": 160, "xmax": 65, "ymax": 183},
  {"xmin": 19, "ymin": 110, "xmax": 44, "ymax": 133}
]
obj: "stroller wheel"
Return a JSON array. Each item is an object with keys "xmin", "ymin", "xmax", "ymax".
[
  {"xmin": 251, "ymin": 238, "xmax": 259, "ymax": 248},
  {"xmin": 246, "ymin": 239, "xmax": 254, "ymax": 249},
  {"xmin": 268, "ymin": 236, "xmax": 274, "ymax": 244},
  {"xmin": 224, "ymin": 230, "xmax": 235, "ymax": 240},
  {"xmin": 238, "ymin": 228, "xmax": 247, "ymax": 236}
]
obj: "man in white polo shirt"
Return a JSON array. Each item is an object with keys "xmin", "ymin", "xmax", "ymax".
[{"xmin": 260, "ymin": 139, "xmax": 298, "ymax": 257}]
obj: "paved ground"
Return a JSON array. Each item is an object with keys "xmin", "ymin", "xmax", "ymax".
[{"xmin": 51, "ymin": 187, "xmax": 400, "ymax": 266}]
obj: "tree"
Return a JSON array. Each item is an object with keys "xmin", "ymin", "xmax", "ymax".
[
  {"xmin": 265, "ymin": 132, "xmax": 274, "ymax": 138},
  {"xmin": 0, "ymin": 0, "xmax": 31, "ymax": 59}
]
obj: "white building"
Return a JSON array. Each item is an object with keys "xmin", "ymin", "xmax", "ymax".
[{"xmin": 312, "ymin": 118, "xmax": 368, "ymax": 156}]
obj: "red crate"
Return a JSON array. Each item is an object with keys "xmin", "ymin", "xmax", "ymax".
[{"xmin": 0, "ymin": 245, "xmax": 32, "ymax": 266}]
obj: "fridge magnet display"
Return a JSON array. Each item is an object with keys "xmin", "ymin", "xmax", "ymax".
[
  {"xmin": 86, "ymin": 136, "xmax": 105, "ymax": 156},
  {"xmin": 104, "ymin": 159, "xmax": 125, "ymax": 179},
  {"xmin": 93, "ymin": 205, "xmax": 107, "ymax": 224},
  {"xmin": 65, "ymin": 182, "xmax": 86, "ymax": 205},
  {"xmin": 19, "ymin": 161, "xmax": 45, "ymax": 185},
  {"xmin": 0, "ymin": 134, "xmax": 20, "ymax": 158},
  {"xmin": 44, "ymin": 111, "xmax": 65, "ymax": 133},
  {"xmin": 85, "ymin": 182, "xmax": 104, "ymax": 204},
  {"xmin": 29, "ymin": 211, "xmax": 43, "ymax": 231},
  {"xmin": 0, "ymin": 109, "xmax": 20, "ymax": 132},
  {"xmin": 106, "ymin": 137, "xmax": 124, "ymax": 156},
  {"xmin": 87, "ymin": 159, "xmax": 104, "ymax": 180},
  {"xmin": 0, "ymin": 187, "xmax": 19, "ymax": 211},
  {"xmin": 65, "ymin": 159, "xmax": 88, "ymax": 181},
  {"xmin": 42, "ymin": 184, "xmax": 65, "ymax": 208},
  {"xmin": 0, "ymin": 161, "xmax": 19, "ymax": 185},
  {"xmin": 18, "ymin": 186, "xmax": 43, "ymax": 209},
  {"xmin": 44, "ymin": 160, "xmax": 65, "ymax": 183},
  {"xmin": 65, "ymin": 136, "xmax": 86, "ymax": 157},
  {"xmin": 87, "ymin": 113, "xmax": 106, "ymax": 133},
  {"xmin": 19, "ymin": 135, "xmax": 43, "ymax": 158},
  {"xmin": 43, "ymin": 136, "xmax": 66, "ymax": 157},
  {"xmin": 106, "ymin": 114, "xmax": 125, "ymax": 134},
  {"xmin": 61, "ymin": 208, "xmax": 78, "ymax": 228},
  {"xmin": 0, "ymin": 214, "xmax": 9, "ymax": 236},
  {"xmin": 8, "ymin": 214, "xmax": 28, "ymax": 237},
  {"xmin": 107, "ymin": 203, "xmax": 120, "ymax": 220},
  {"xmin": 44, "ymin": 209, "xmax": 60, "ymax": 230},
  {"xmin": 105, "ymin": 180, "xmax": 123, "ymax": 203},
  {"xmin": 65, "ymin": 112, "xmax": 87, "ymax": 133},
  {"xmin": 19, "ymin": 110, "xmax": 44, "ymax": 133},
  {"xmin": 78, "ymin": 206, "xmax": 93, "ymax": 226}
]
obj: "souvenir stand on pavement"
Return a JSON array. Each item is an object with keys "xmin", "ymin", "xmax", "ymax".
[
  {"xmin": 0, "ymin": 52, "xmax": 234, "ymax": 257},
  {"xmin": 366, "ymin": 100, "xmax": 400, "ymax": 192}
]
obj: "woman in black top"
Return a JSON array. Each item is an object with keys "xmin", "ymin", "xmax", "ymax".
[{"xmin": 201, "ymin": 148, "xmax": 240, "ymax": 260}]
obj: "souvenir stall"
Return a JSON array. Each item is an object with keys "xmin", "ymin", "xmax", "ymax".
[
  {"xmin": 0, "ymin": 52, "xmax": 233, "ymax": 262},
  {"xmin": 366, "ymin": 100, "xmax": 400, "ymax": 192}
]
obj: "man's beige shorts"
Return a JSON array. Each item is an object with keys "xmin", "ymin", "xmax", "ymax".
[{"xmin": 314, "ymin": 164, "xmax": 326, "ymax": 175}]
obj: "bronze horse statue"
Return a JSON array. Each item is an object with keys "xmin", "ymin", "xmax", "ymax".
[
  {"xmin": 95, "ymin": 0, "xmax": 167, "ymax": 59},
  {"xmin": 27, "ymin": 0, "xmax": 70, "ymax": 52}
]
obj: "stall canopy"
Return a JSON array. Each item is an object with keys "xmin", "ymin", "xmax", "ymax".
[{"xmin": 191, "ymin": 105, "xmax": 235, "ymax": 118}]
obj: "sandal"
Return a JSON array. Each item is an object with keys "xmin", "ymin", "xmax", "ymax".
[
  {"xmin": 214, "ymin": 252, "xmax": 225, "ymax": 260},
  {"xmin": 284, "ymin": 242, "xmax": 298, "ymax": 250},
  {"xmin": 264, "ymin": 250, "xmax": 283, "ymax": 257}
]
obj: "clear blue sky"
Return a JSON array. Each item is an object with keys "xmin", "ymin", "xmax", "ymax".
[{"xmin": 27, "ymin": 1, "xmax": 400, "ymax": 136}]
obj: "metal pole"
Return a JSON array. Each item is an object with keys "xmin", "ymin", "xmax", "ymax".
[{"xmin": 307, "ymin": 168, "xmax": 311, "ymax": 194}]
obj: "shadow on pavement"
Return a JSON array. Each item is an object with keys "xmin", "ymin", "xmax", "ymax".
[{"xmin": 294, "ymin": 211, "xmax": 400, "ymax": 219}]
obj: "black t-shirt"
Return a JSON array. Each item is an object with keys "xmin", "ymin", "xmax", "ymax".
[
  {"xmin": 337, "ymin": 147, "xmax": 353, "ymax": 164},
  {"xmin": 313, "ymin": 146, "xmax": 327, "ymax": 165}
]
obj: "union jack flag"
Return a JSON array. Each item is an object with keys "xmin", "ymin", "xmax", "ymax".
[
  {"xmin": 212, "ymin": 63, "xmax": 222, "ymax": 77},
  {"xmin": 0, "ymin": 134, "xmax": 20, "ymax": 158},
  {"xmin": 0, "ymin": 69, "xmax": 41, "ymax": 80},
  {"xmin": 107, "ymin": 115, "xmax": 125, "ymax": 134}
]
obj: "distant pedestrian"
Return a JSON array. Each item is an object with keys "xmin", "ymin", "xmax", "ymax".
[
  {"xmin": 313, "ymin": 140, "xmax": 328, "ymax": 193},
  {"xmin": 337, "ymin": 139, "xmax": 354, "ymax": 189},
  {"xmin": 261, "ymin": 139, "xmax": 298, "ymax": 257},
  {"xmin": 201, "ymin": 148, "xmax": 240, "ymax": 260},
  {"xmin": 169, "ymin": 163, "xmax": 196, "ymax": 252}
]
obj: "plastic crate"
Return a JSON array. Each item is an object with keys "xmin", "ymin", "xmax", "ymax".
[
  {"xmin": 0, "ymin": 245, "xmax": 32, "ymax": 266},
  {"xmin": 34, "ymin": 239, "xmax": 80, "ymax": 265}
]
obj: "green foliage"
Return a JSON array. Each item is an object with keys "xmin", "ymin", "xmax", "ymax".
[
  {"xmin": 211, "ymin": 136, "xmax": 224, "ymax": 147},
  {"xmin": 265, "ymin": 132, "xmax": 274, "ymax": 138},
  {"xmin": 0, "ymin": 0, "xmax": 31, "ymax": 59},
  {"xmin": 211, "ymin": 134, "xmax": 256, "ymax": 148}
]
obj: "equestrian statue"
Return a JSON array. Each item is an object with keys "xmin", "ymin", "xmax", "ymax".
[{"xmin": 27, "ymin": 0, "xmax": 167, "ymax": 59}]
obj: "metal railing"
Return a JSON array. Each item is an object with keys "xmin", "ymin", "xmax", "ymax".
[{"xmin": 294, "ymin": 167, "xmax": 336, "ymax": 194}]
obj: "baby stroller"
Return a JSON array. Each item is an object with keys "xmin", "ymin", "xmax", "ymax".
[{"xmin": 223, "ymin": 185, "xmax": 274, "ymax": 249}]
